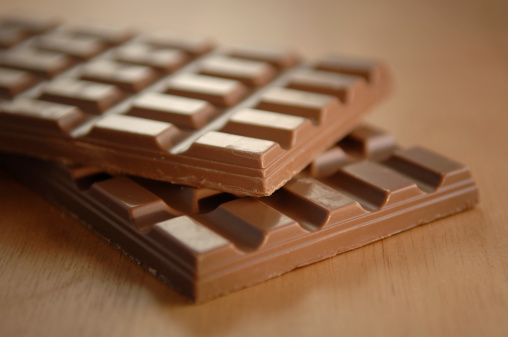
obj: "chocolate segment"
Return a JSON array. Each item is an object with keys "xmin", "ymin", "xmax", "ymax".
[
  {"xmin": 0, "ymin": 48, "xmax": 74, "ymax": 78},
  {"xmin": 80, "ymin": 60, "xmax": 159, "ymax": 92},
  {"xmin": 0, "ymin": 124, "xmax": 479, "ymax": 302},
  {"xmin": 71, "ymin": 23, "xmax": 133, "ymax": 46},
  {"xmin": 113, "ymin": 44, "xmax": 187, "ymax": 73},
  {"xmin": 228, "ymin": 45, "xmax": 299, "ymax": 68},
  {"xmin": 325, "ymin": 161, "xmax": 425, "ymax": 210},
  {"xmin": 262, "ymin": 177, "xmax": 368, "ymax": 230},
  {"xmin": 287, "ymin": 69, "xmax": 366, "ymax": 103},
  {"xmin": 0, "ymin": 15, "xmax": 58, "ymax": 35},
  {"xmin": 307, "ymin": 147, "xmax": 351, "ymax": 178},
  {"xmin": 199, "ymin": 198, "xmax": 307, "ymax": 250},
  {"xmin": 149, "ymin": 216, "xmax": 239, "ymax": 269},
  {"xmin": 39, "ymin": 78, "xmax": 124, "ymax": 114},
  {"xmin": 141, "ymin": 33, "xmax": 215, "ymax": 56},
  {"xmin": 36, "ymin": 32, "xmax": 108, "ymax": 60},
  {"xmin": 165, "ymin": 73, "xmax": 248, "ymax": 107},
  {"xmin": 127, "ymin": 92, "xmax": 216, "ymax": 129},
  {"xmin": 0, "ymin": 26, "xmax": 29, "ymax": 49},
  {"xmin": 383, "ymin": 146, "xmax": 472, "ymax": 191},
  {"xmin": 339, "ymin": 124, "xmax": 397, "ymax": 159},
  {"xmin": 256, "ymin": 87, "xmax": 341, "ymax": 123},
  {"xmin": 132, "ymin": 179, "xmax": 229, "ymax": 213},
  {"xmin": 0, "ymin": 67, "xmax": 37, "ymax": 98},
  {"xmin": 184, "ymin": 131, "xmax": 284, "ymax": 168},
  {"xmin": 308, "ymin": 124, "xmax": 397, "ymax": 177},
  {"xmin": 316, "ymin": 55, "xmax": 387, "ymax": 85},
  {"xmin": 88, "ymin": 176, "xmax": 175, "ymax": 232},
  {"xmin": 198, "ymin": 55, "xmax": 276, "ymax": 87},
  {"xmin": 84, "ymin": 114, "xmax": 181, "ymax": 151},
  {"xmin": 0, "ymin": 98, "xmax": 87, "ymax": 135},
  {"xmin": 221, "ymin": 109, "xmax": 313, "ymax": 148}
]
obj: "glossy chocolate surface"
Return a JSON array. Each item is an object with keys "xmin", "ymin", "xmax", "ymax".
[{"xmin": 0, "ymin": 18, "xmax": 391, "ymax": 196}]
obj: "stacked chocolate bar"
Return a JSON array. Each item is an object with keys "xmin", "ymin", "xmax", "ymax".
[{"xmin": 0, "ymin": 15, "xmax": 478, "ymax": 302}]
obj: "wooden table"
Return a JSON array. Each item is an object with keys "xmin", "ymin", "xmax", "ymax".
[{"xmin": 1, "ymin": 1, "xmax": 507, "ymax": 336}]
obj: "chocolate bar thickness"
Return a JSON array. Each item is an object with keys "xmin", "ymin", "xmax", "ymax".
[
  {"xmin": 0, "ymin": 125, "xmax": 479, "ymax": 302},
  {"xmin": 0, "ymin": 18, "xmax": 391, "ymax": 196}
]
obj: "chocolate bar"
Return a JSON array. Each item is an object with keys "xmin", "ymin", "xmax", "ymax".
[
  {"xmin": 0, "ymin": 125, "xmax": 479, "ymax": 302},
  {"xmin": 0, "ymin": 16, "xmax": 391, "ymax": 196}
]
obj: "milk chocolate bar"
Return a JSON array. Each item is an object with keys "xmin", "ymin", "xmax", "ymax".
[
  {"xmin": 0, "ymin": 16, "xmax": 391, "ymax": 196},
  {"xmin": 0, "ymin": 125, "xmax": 479, "ymax": 302}
]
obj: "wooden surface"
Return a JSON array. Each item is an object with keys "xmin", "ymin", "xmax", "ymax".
[{"xmin": 1, "ymin": 1, "xmax": 507, "ymax": 336}]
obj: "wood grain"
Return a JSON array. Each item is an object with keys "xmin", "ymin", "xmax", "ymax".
[{"xmin": 1, "ymin": 1, "xmax": 507, "ymax": 336}]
